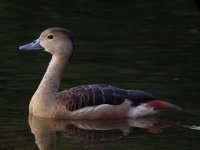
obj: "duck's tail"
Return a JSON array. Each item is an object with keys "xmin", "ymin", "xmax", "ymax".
[{"xmin": 147, "ymin": 100, "xmax": 181, "ymax": 111}]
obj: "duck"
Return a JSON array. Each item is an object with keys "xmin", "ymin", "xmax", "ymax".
[{"xmin": 19, "ymin": 27, "xmax": 181, "ymax": 119}]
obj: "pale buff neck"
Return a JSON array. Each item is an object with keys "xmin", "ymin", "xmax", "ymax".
[
  {"xmin": 39, "ymin": 55, "xmax": 66, "ymax": 93},
  {"xmin": 31, "ymin": 53, "xmax": 71, "ymax": 103}
]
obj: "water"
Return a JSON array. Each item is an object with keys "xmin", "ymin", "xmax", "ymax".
[{"xmin": 0, "ymin": 0, "xmax": 200, "ymax": 149}]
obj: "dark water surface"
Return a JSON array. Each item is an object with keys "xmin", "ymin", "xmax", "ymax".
[{"xmin": 0, "ymin": 0, "xmax": 200, "ymax": 149}]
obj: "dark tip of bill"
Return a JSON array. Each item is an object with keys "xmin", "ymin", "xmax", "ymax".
[{"xmin": 19, "ymin": 45, "xmax": 24, "ymax": 50}]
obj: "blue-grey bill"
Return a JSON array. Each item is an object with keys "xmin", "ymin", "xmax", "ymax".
[{"xmin": 19, "ymin": 38, "xmax": 44, "ymax": 51}]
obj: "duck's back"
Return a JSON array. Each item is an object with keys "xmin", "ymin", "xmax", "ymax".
[{"xmin": 57, "ymin": 84, "xmax": 156, "ymax": 111}]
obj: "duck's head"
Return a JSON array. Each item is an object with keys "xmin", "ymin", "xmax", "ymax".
[{"xmin": 19, "ymin": 28, "xmax": 75, "ymax": 56}]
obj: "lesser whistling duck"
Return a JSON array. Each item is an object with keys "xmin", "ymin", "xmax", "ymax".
[{"xmin": 19, "ymin": 27, "xmax": 181, "ymax": 119}]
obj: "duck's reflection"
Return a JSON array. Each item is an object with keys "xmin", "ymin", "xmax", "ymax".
[{"xmin": 28, "ymin": 115, "xmax": 170, "ymax": 150}]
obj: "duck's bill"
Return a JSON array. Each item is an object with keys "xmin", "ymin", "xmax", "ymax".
[{"xmin": 19, "ymin": 38, "xmax": 44, "ymax": 51}]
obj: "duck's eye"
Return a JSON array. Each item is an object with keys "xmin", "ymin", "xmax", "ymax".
[{"xmin": 47, "ymin": 35, "xmax": 54, "ymax": 39}]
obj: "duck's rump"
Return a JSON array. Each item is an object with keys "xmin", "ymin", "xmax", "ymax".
[{"xmin": 57, "ymin": 84, "xmax": 156, "ymax": 111}]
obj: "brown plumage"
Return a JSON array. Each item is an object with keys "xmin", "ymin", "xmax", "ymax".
[
  {"xmin": 56, "ymin": 84, "xmax": 156, "ymax": 111},
  {"xmin": 19, "ymin": 28, "xmax": 181, "ymax": 119}
]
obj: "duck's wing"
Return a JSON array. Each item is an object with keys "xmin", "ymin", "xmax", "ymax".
[{"xmin": 57, "ymin": 84, "xmax": 156, "ymax": 111}]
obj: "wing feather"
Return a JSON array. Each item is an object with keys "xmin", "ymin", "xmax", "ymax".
[{"xmin": 57, "ymin": 84, "xmax": 156, "ymax": 111}]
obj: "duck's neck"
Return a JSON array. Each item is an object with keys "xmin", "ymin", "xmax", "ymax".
[
  {"xmin": 39, "ymin": 55, "xmax": 68, "ymax": 94},
  {"xmin": 30, "ymin": 53, "xmax": 70, "ymax": 114}
]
